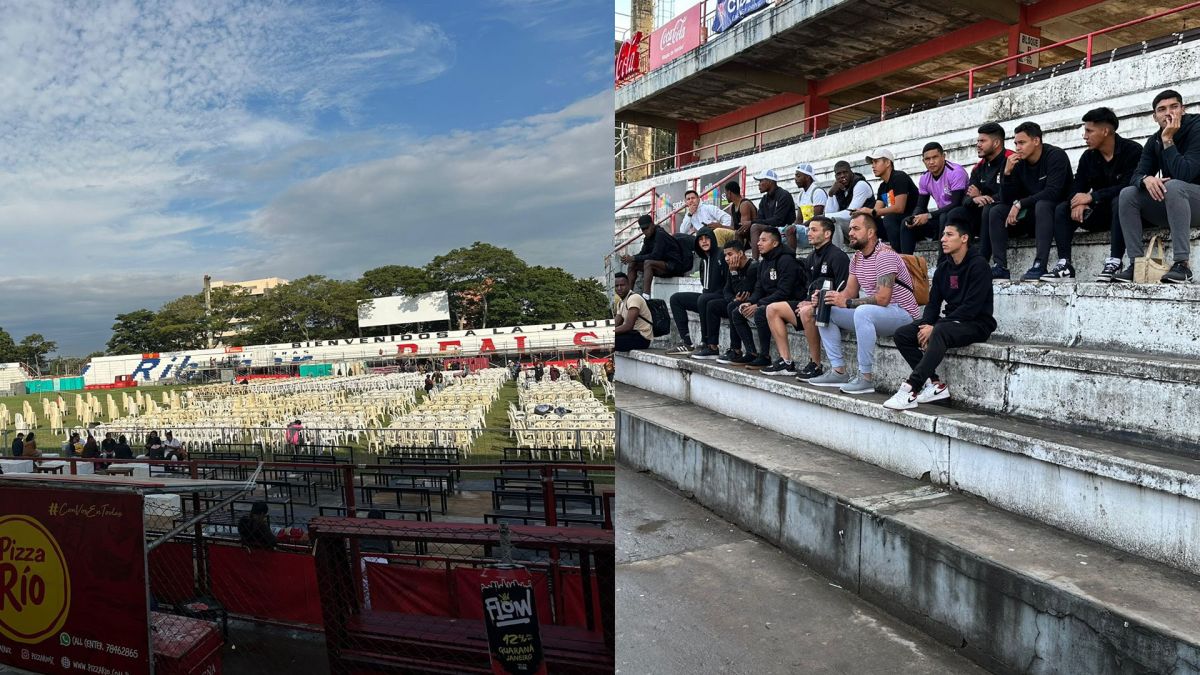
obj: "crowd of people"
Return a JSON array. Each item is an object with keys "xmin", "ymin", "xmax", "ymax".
[
  {"xmin": 8, "ymin": 429, "xmax": 183, "ymax": 461},
  {"xmin": 614, "ymin": 89, "xmax": 1198, "ymax": 409}
]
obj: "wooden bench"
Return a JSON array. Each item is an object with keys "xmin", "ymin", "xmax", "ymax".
[
  {"xmin": 484, "ymin": 490, "xmax": 604, "ymax": 528},
  {"xmin": 359, "ymin": 472, "xmax": 449, "ymax": 514},
  {"xmin": 272, "ymin": 453, "xmax": 350, "ymax": 490},
  {"xmin": 101, "ymin": 465, "xmax": 136, "ymax": 476},
  {"xmin": 340, "ymin": 611, "xmax": 612, "ymax": 675}
]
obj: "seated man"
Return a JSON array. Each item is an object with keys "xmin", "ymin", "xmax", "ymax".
[
  {"xmin": 824, "ymin": 160, "xmax": 874, "ymax": 248},
  {"xmin": 696, "ymin": 240, "xmax": 759, "ymax": 361},
  {"xmin": 808, "ymin": 213, "xmax": 922, "ymax": 394},
  {"xmin": 238, "ymin": 502, "xmax": 277, "ymax": 550},
  {"xmin": 1117, "ymin": 88, "xmax": 1199, "ymax": 284},
  {"xmin": 989, "ymin": 120, "xmax": 1073, "ymax": 279},
  {"xmin": 856, "ymin": 148, "xmax": 919, "ymax": 253},
  {"xmin": 163, "ymin": 431, "xmax": 186, "ymax": 460},
  {"xmin": 948, "ymin": 122, "xmax": 1010, "ymax": 245},
  {"xmin": 621, "ymin": 215, "xmax": 688, "ymax": 294},
  {"xmin": 885, "ymin": 216, "xmax": 996, "ymax": 409},
  {"xmin": 678, "ymin": 189, "xmax": 737, "ymax": 247},
  {"xmin": 1047, "ymin": 107, "xmax": 1140, "ymax": 281},
  {"xmin": 725, "ymin": 181, "xmax": 758, "ymax": 248},
  {"xmin": 761, "ymin": 217, "xmax": 850, "ymax": 377},
  {"xmin": 783, "ymin": 163, "xmax": 827, "ymax": 251},
  {"xmin": 911, "ymin": 142, "xmax": 969, "ymax": 259},
  {"xmin": 668, "ymin": 228, "xmax": 726, "ymax": 353},
  {"xmin": 749, "ymin": 169, "xmax": 796, "ymax": 260},
  {"xmin": 613, "ymin": 272, "xmax": 654, "ymax": 352},
  {"xmin": 729, "ymin": 227, "xmax": 800, "ymax": 368}
]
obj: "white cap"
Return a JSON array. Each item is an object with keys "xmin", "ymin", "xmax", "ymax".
[
  {"xmin": 865, "ymin": 148, "xmax": 895, "ymax": 163},
  {"xmin": 753, "ymin": 168, "xmax": 780, "ymax": 182},
  {"xmin": 794, "ymin": 163, "xmax": 815, "ymax": 179}
]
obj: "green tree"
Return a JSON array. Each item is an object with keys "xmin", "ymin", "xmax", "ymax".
[
  {"xmin": 425, "ymin": 243, "xmax": 528, "ymax": 328},
  {"xmin": 240, "ymin": 276, "xmax": 360, "ymax": 343},
  {"xmin": 358, "ymin": 265, "xmax": 435, "ymax": 298},
  {"xmin": 17, "ymin": 334, "xmax": 56, "ymax": 374},
  {"xmin": 106, "ymin": 309, "xmax": 158, "ymax": 355},
  {"xmin": 0, "ymin": 327, "xmax": 19, "ymax": 363},
  {"xmin": 501, "ymin": 266, "xmax": 609, "ymax": 325}
]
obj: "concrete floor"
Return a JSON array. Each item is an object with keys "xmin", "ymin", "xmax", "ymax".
[{"xmin": 616, "ymin": 466, "xmax": 988, "ymax": 675}]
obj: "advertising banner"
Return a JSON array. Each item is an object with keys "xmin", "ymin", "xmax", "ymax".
[
  {"xmin": 0, "ymin": 487, "xmax": 149, "ymax": 675},
  {"xmin": 481, "ymin": 565, "xmax": 547, "ymax": 675},
  {"xmin": 649, "ymin": 3, "xmax": 703, "ymax": 70},
  {"xmin": 614, "ymin": 32, "xmax": 643, "ymax": 84},
  {"xmin": 711, "ymin": 0, "xmax": 770, "ymax": 34},
  {"xmin": 357, "ymin": 291, "xmax": 451, "ymax": 328}
]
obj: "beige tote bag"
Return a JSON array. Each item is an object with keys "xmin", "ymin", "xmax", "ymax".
[{"xmin": 1134, "ymin": 236, "xmax": 1169, "ymax": 283}]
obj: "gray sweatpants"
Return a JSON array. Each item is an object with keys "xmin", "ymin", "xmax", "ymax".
[
  {"xmin": 1118, "ymin": 182, "xmax": 1200, "ymax": 262},
  {"xmin": 819, "ymin": 303, "xmax": 914, "ymax": 375}
]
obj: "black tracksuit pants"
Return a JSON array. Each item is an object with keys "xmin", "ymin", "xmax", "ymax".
[
  {"xmin": 703, "ymin": 300, "xmax": 743, "ymax": 351},
  {"xmin": 729, "ymin": 303, "xmax": 771, "ymax": 357},
  {"xmin": 670, "ymin": 291, "xmax": 724, "ymax": 346},
  {"xmin": 894, "ymin": 320, "xmax": 992, "ymax": 391},
  {"xmin": 1048, "ymin": 201, "xmax": 1116, "ymax": 263}
]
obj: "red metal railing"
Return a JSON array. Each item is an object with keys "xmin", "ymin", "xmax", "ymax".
[
  {"xmin": 617, "ymin": 1, "xmax": 1200, "ymax": 183},
  {"xmin": 610, "ymin": 166, "xmax": 746, "ymax": 257}
]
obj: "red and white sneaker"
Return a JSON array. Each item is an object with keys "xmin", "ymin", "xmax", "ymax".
[
  {"xmin": 883, "ymin": 383, "xmax": 919, "ymax": 410},
  {"xmin": 916, "ymin": 379, "xmax": 950, "ymax": 403}
]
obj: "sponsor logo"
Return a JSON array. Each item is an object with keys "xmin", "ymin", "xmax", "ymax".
[
  {"xmin": 712, "ymin": 0, "xmax": 769, "ymax": 34},
  {"xmin": 0, "ymin": 516, "xmax": 71, "ymax": 644},
  {"xmin": 658, "ymin": 16, "xmax": 689, "ymax": 50}
]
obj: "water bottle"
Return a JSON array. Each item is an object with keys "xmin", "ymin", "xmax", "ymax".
[{"xmin": 815, "ymin": 280, "xmax": 833, "ymax": 327}]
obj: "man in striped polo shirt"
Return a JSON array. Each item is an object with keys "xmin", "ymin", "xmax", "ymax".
[{"xmin": 808, "ymin": 212, "xmax": 922, "ymax": 394}]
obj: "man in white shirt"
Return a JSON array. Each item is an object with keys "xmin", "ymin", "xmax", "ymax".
[
  {"xmin": 678, "ymin": 189, "xmax": 732, "ymax": 238},
  {"xmin": 823, "ymin": 160, "xmax": 875, "ymax": 248},
  {"xmin": 783, "ymin": 163, "xmax": 828, "ymax": 250}
]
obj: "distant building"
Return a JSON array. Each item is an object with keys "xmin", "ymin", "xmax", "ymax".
[{"xmin": 210, "ymin": 277, "xmax": 288, "ymax": 296}]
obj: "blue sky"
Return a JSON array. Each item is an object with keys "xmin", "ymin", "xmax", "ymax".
[{"xmin": 0, "ymin": 0, "xmax": 614, "ymax": 355}]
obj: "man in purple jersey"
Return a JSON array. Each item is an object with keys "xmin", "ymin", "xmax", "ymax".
[{"xmin": 911, "ymin": 142, "xmax": 969, "ymax": 261}]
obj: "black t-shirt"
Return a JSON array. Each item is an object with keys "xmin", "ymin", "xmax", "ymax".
[{"xmin": 877, "ymin": 170, "xmax": 919, "ymax": 217}]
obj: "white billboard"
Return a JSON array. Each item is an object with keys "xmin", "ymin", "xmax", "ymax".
[{"xmin": 357, "ymin": 291, "xmax": 451, "ymax": 328}]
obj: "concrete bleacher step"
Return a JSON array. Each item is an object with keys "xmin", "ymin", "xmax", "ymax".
[
  {"xmin": 653, "ymin": 260, "xmax": 1200, "ymax": 360},
  {"xmin": 673, "ymin": 308, "xmax": 1199, "ymax": 454},
  {"xmin": 617, "ymin": 385, "xmax": 1200, "ymax": 675},
  {"xmin": 909, "ymin": 226, "xmax": 1200, "ymax": 281},
  {"xmin": 616, "ymin": 351, "xmax": 1200, "ymax": 579}
]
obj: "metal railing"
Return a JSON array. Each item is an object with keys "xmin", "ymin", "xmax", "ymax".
[
  {"xmin": 617, "ymin": 1, "xmax": 1200, "ymax": 183},
  {"xmin": 609, "ymin": 165, "xmax": 747, "ymax": 259}
]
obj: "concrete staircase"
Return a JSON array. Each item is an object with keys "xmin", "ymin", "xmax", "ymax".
[{"xmin": 618, "ymin": 268, "xmax": 1200, "ymax": 672}]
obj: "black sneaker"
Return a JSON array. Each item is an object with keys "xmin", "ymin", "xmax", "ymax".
[
  {"xmin": 731, "ymin": 352, "xmax": 758, "ymax": 365},
  {"xmin": 1095, "ymin": 258, "xmax": 1121, "ymax": 282},
  {"xmin": 1161, "ymin": 261, "xmax": 1194, "ymax": 284},
  {"xmin": 1021, "ymin": 262, "xmax": 1047, "ymax": 281},
  {"xmin": 1112, "ymin": 267, "xmax": 1134, "ymax": 284},
  {"xmin": 745, "ymin": 355, "xmax": 772, "ymax": 369},
  {"xmin": 691, "ymin": 346, "xmax": 720, "ymax": 360},
  {"xmin": 667, "ymin": 343, "xmax": 695, "ymax": 355},
  {"xmin": 716, "ymin": 349, "xmax": 742, "ymax": 364},
  {"xmin": 794, "ymin": 361, "xmax": 824, "ymax": 380},
  {"xmin": 1039, "ymin": 259, "xmax": 1075, "ymax": 281},
  {"xmin": 991, "ymin": 265, "xmax": 1010, "ymax": 280},
  {"xmin": 761, "ymin": 359, "xmax": 796, "ymax": 376}
]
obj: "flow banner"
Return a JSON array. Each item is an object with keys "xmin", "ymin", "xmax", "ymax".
[
  {"xmin": 0, "ymin": 487, "xmax": 149, "ymax": 675},
  {"xmin": 481, "ymin": 564, "xmax": 547, "ymax": 675},
  {"xmin": 711, "ymin": 0, "xmax": 770, "ymax": 34}
]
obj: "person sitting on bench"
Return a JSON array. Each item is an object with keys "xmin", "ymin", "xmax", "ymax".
[
  {"xmin": 238, "ymin": 502, "xmax": 277, "ymax": 550},
  {"xmin": 885, "ymin": 216, "xmax": 996, "ymax": 410}
]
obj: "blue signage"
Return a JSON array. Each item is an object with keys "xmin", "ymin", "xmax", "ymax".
[{"xmin": 711, "ymin": 0, "xmax": 770, "ymax": 34}]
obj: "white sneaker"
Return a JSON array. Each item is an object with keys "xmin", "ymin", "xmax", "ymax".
[
  {"xmin": 916, "ymin": 379, "xmax": 950, "ymax": 403},
  {"xmin": 883, "ymin": 383, "xmax": 919, "ymax": 410}
]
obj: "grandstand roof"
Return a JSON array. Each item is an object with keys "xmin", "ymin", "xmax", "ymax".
[{"xmin": 617, "ymin": 0, "xmax": 1182, "ymax": 130}]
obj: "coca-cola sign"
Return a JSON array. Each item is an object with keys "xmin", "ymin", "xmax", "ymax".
[
  {"xmin": 614, "ymin": 32, "xmax": 643, "ymax": 85},
  {"xmin": 650, "ymin": 3, "xmax": 704, "ymax": 70},
  {"xmin": 711, "ymin": 0, "xmax": 770, "ymax": 34}
]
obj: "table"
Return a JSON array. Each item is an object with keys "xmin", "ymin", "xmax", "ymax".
[{"xmin": 0, "ymin": 459, "xmax": 34, "ymax": 474}]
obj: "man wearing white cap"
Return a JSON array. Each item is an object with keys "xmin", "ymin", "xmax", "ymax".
[
  {"xmin": 749, "ymin": 168, "xmax": 796, "ymax": 260},
  {"xmin": 782, "ymin": 163, "xmax": 827, "ymax": 251},
  {"xmin": 855, "ymin": 148, "xmax": 920, "ymax": 253}
]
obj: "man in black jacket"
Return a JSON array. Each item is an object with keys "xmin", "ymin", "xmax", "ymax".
[
  {"xmin": 621, "ymin": 214, "xmax": 688, "ymax": 294},
  {"xmin": 949, "ymin": 122, "xmax": 1010, "ymax": 247},
  {"xmin": 1047, "ymin": 107, "xmax": 1142, "ymax": 281},
  {"xmin": 749, "ymin": 169, "xmax": 795, "ymax": 260},
  {"xmin": 729, "ymin": 227, "xmax": 800, "ymax": 368},
  {"xmin": 761, "ymin": 217, "xmax": 850, "ymax": 378},
  {"xmin": 668, "ymin": 228, "xmax": 727, "ymax": 353},
  {"xmin": 699, "ymin": 241, "xmax": 759, "ymax": 361},
  {"xmin": 886, "ymin": 216, "xmax": 995, "ymax": 410},
  {"xmin": 990, "ymin": 120, "xmax": 1073, "ymax": 280},
  {"xmin": 1116, "ymin": 89, "xmax": 1200, "ymax": 283}
]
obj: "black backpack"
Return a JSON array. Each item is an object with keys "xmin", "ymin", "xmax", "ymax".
[
  {"xmin": 672, "ymin": 233, "xmax": 695, "ymax": 274},
  {"xmin": 642, "ymin": 297, "xmax": 672, "ymax": 337}
]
